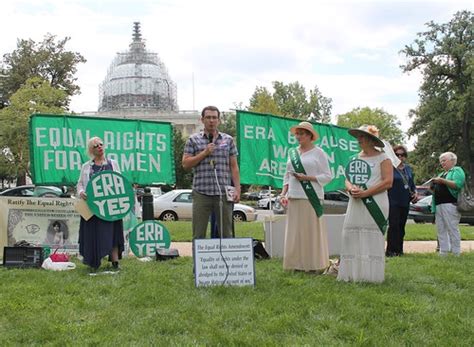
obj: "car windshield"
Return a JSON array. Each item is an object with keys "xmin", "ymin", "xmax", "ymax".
[{"xmin": 156, "ymin": 191, "xmax": 176, "ymax": 200}]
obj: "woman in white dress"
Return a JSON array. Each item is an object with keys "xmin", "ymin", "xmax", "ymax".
[
  {"xmin": 337, "ymin": 125, "xmax": 393, "ymax": 283},
  {"xmin": 280, "ymin": 122, "xmax": 333, "ymax": 273}
]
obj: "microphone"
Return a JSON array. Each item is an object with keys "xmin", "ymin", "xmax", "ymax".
[{"xmin": 209, "ymin": 133, "xmax": 215, "ymax": 167}]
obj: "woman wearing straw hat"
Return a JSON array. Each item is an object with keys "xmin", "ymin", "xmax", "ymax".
[
  {"xmin": 280, "ymin": 121, "xmax": 332, "ymax": 273},
  {"xmin": 337, "ymin": 125, "xmax": 393, "ymax": 283}
]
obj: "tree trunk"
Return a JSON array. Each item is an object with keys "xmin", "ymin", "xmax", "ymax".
[{"xmin": 16, "ymin": 172, "xmax": 26, "ymax": 186}]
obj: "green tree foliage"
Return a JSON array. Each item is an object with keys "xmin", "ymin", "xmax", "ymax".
[
  {"xmin": 307, "ymin": 85, "xmax": 333, "ymax": 123},
  {"xmin": 173, "ymin": 127, "xmax": 192, "ymax": 188},
  {"xmin": 248, "ymin": 81, "xmax": 332, "ymax": 122},
  {"xmin": 0, "ymin": 152, "xmax": 16, "ymax": 188},
  {"xmin": 1, "ymin": 34, "xmax": 86, "ymax": 108},
  {"xmin": 248, "ymin": 86, "xmax": 280, "ymax": 115},
  {"xmin": 220, "ymin": 111, "xmax": 236, "ymax": 138},
  {"xmin": 0, "ymin": 77, "xmax": 68, "ymax": 184},
  {"xmin": 401, "ymin": 10, "xmax": 473, "ymax": 184},
  {"xmin": 337, "ymin": 107, "xmax": 405, "ymax": 145}
]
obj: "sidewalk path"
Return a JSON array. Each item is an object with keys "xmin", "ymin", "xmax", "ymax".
[{"xmin": 171, "ymin": 241, "xmax": 474, "ymax": 257}]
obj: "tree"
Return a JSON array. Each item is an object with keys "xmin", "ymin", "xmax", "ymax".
[
  {"xmin": 0, "ymin": 151, "xmax": 15, "ymax": 188},
  {"xmin": 173, "ymin": 127, "xmax": 192, "ymax": 189},
  {"xmin": 401, "ymin": 10, "xmax": 473, "ymax": 185},
  {"xmin": 337, "ymin": 107, "xmax": 405, "ymax": 145},
  {"xmin": 307, "ymin": 85, "xmax": 332, "ymax": 123},
  {"xmin": 247, "ymin": 81, "xmax": 332, "ymax": 122},
  {"xmin": 220, "ymin": 111, "xmax": 236, "ymax": 138},
  {"xmin": 0, "ymin": 77, "xmax": 68, "ymax": 184},
  {"xmin": 272, "ymin": 81, "xmax": 309, "ymax": 118},
  {"xmin": 248, "ymin": 86, "xmax": 280, "ymax": 115},
  {"xmin": 1, "ymin": 34, "xmax": 86, "ymax": 108}
]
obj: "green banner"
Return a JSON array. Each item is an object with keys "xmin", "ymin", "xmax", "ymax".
[
  {"xmin": 86, "ymin": 171, "xmax": 135, "ymax": 221},
  {"xmin": 29, "ymin": 114, "xmax": 175, "ymax": 186},
  {"xmin": 236, "ymin": 110, "xmax": 359, "ymax": 191}
]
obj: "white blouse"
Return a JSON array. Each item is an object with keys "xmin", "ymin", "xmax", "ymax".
[
  {"xmin": 283, "ymin": 146, "xmax": 333, "ymax": 200},
  {"xmin": 76, "ymin": 159, "xmax": 120, "ymax": 197}
]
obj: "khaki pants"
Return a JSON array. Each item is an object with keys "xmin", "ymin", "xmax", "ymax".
[{"xmin": 192, "ymin": 191, "xmax": 233, "ymax": 239}]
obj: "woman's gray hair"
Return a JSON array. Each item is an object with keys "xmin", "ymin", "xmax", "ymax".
[
  {"xmin": 439, "ymin": 151, "xmax": 457, "ymax": 164},
  {"xmin": 87, "ymin": 136, "xmax": 103, "ymax": 158}
]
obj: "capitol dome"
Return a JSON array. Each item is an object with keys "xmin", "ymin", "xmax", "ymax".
[{"xmin": 98, "ymin": 22, "xmax": 178, "ymax": 112}]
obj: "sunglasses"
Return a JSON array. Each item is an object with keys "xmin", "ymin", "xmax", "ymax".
[
  {"xmin": 93, "ymin": 142, "xmax": 104, "ymax": 148},
  {"xmin": 395, "ymin": 152, "xmax": 406, "ymax": 157}
]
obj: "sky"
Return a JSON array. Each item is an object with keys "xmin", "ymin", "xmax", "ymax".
[{"xmin": 2, "ymin": 0, "xmax": 472, "ymax": 146}]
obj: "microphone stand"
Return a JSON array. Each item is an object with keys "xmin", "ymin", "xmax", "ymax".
[{"xmin": 210, "ymin": 159, "xmax": 230, "ymax": 285}]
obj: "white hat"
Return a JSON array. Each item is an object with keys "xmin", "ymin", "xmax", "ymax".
[
  {"xmin": 290, "ymin": 121, "xmax": 319, "ymax": 141},
  {"xmin": 348, "ymin": 125, "xmax": 384, "ymax": 148}
]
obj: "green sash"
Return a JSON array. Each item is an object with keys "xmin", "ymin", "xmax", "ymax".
[
  {"xmin": 345, "ymin": 158, "xmax": 387, "ymax": 235},
  {"xmin": 360, "ymin": 184, "xmax": 388, "ymax": 235},
  {"xmin": 289, "ymin": 148, "xmax": 323, "ymax": 217}
]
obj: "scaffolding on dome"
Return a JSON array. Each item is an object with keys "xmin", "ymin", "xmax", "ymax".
[{"xmin": 98, "ymin": 22, "xmax": 178, "ymax": 112}]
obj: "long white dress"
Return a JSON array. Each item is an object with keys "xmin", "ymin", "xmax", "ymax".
[
  {"xmin": 337, "ymin": 152, "xmax": 389, "ymax": 283},
  {"xmin": 283, "ymin": 146, "xmax": 333, "ymax": 271}
]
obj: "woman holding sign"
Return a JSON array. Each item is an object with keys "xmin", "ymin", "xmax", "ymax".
[
  {"xmin": 280, "ymin": 122, "xmax": 332, "ymax": 273},
  {"xmin": 77, "ymin": 137, "xmax": 124, "ymax": 271},
  {"xmin": 337, "ymin": 125, "xmax": 393, "ymax": 283}
]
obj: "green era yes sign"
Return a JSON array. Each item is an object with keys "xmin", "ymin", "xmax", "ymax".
[
  {"xmin": 345, "ymin": 159, "xmax": 371, "ymax": 185},
  {"xmin": 86, "ymin": 170, "xmax": 135, "ymax": 221},
  {"xmin": 129, "ymin": 220, "xmax": 171, "ymax": 257}
]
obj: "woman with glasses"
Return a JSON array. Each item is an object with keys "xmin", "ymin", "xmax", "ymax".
[
  {"xmin": 431, "ymin": 152, "xmax": 465, "ymax": 256},
  {"xmin": 386, "ymin": 145, "xmax": 417, "ymax": 257},
  {"xmin": 76, "ymin": 137, "xmax": 124, "ymax": 272}
]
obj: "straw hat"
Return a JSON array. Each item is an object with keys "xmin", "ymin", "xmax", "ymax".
[
  {"xmin": 348, "ymin": 125, "xmax": 384, "ymax": 148},
  {"xmin": 290, "ymin": 121, "xmax": 319, "ymax": 141}
]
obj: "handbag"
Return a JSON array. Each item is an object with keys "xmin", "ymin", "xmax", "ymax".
[
  {"xmin": 49, "ymin": 247, "xmax": 70, "ymax": 262},
  {"xmin": 457, "ymin": 182, "xmax": 474, "ymax": 212}
]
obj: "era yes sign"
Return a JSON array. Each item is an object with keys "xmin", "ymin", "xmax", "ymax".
[{"xmin": 86, "ymin": 170, "xmax": 135, "ymax": 221}]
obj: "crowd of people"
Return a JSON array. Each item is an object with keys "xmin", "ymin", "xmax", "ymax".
[{"xmin": 73, "ymin": 105, "xmax": 467, "ymax": 280}]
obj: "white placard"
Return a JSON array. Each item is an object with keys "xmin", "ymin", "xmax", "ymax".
[{"xmin": 194, "ymin": 238, "xmax": 255, "ymax": 287}]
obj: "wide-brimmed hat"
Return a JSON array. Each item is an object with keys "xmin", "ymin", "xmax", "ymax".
[
  {"xmin": 290, "ymin": 121, "xmax": 319, "ymax": 141},
  {"xmin": 348, "ymin": 125, "xmax": 385, "ymax": 148}
]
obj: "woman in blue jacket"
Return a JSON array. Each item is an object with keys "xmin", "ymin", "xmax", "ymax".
[{"xmin": 386, "ymin": 145, "xmax": 417, "ymax": 257}]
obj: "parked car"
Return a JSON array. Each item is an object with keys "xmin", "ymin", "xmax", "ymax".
[
  {"xmin": 416, "ymin": 185, "xmax": 432, "ymax": 197},
  {"xmin": 242, "ymin": 191, "xmax": 260, "ymax": 201},
  {"xmin": 150, "ymin": 187, "xmax": 162, "ymax": 200},
  {"xmin": 0, "ymin": 185, "xmax": 67, "ymax": 198},
  {"xmin": 408, "ymin": 195, "xmax": 474, "ymax": 225},
  {"xmin": 260, "ymin": 190, "xmax": 350, "ymax": 214},
  {"xmin": 153, "ymin": 189, "xmax": 257, "ymax": 222},
  {"xmin": 258, "ymin": 189, "xmax": 275, "ymax": 199}
]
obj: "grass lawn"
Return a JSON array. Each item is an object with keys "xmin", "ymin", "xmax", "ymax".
[
  {"xmin": 163, "ymin": 220, "xmax": 474, "ymax": 242},
  {"xmin": 0, "ymin": 253, "xmax": 473, "ymax": 345}
]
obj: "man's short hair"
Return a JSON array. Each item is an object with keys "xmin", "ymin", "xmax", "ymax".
[{"xmin": 201, "ymin": 106, "xmax": 220, "ymax": 118}]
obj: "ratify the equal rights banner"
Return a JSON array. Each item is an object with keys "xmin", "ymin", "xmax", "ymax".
[
  {"xmin": 236, "ymin": 110, "xmax": 359, "ymax": 191},
  {"xmin": 29, "ymin": 114, "xmax": 175, "ymax": 186}
]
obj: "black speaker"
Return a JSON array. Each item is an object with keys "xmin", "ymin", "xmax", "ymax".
[
  {"xmin": 3, "ymin": 247, "xmax": 44, "ymax": 268},
  {"xmin": 156, "ymin": 248, "xmax": 179, "ymax": 261},
  {"xmin": 253, "ymin": 240, "xmax": 270, "ymax": 260}
]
